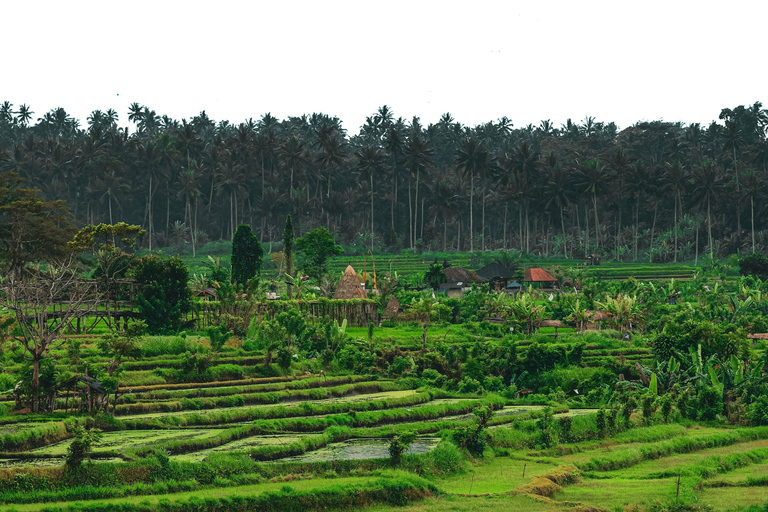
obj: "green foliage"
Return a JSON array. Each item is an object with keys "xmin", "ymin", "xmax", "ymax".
[
  {"xmin": 283, "ymin": 215, "xmax": 294, "ymax": 298},
  {"xmin": 453, "ymin": 405, "xmax": 494, "ymax": 457},
  {"xmin": 65, "ymin": 427, "xmax": 102, "ymax": 468},
  {"xmin": 131, "ymin": 255, "xmax": 192, "ymax": 334},
  {"xmin": 424, "ymin": 262, "xmax": 447, "ymax": 291},
  {"xmin": 697, "ymin": 385, "xmax": 724, "ymax": 420},
  {"xmin": 296, "ymin": 227, "xmax": 343, "ymax": 283},
  {"xmin": 388, "ymin": 431, "xmax": 416, "ymax": 466},
  {"xmin": 206, "ymin": 324, "xmax": 231, "ymax": 353},
  {"xmin": 230, "ymin": 224, "xmax": 264, "ymax": 287},
  {"xmin": 739, "ymin": 252, "xmax": 768, "ymax": 280},
  {"xmin": 0, "ymin": 171, "xmax": 74, "ymax": 271}
]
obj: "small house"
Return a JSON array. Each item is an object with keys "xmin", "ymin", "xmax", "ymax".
[
  {"xmin": 505, "ymin": 280, "xmax": 522, "ymax": 294},
  {"xmin": 524, "ymin": 268, "xmax": 559, "ymax": 289},
  {"xmin": 475, "ymin": 263, "xmax": 517, "ymax": 292},
  {"xmin": 438, "ymin": 267, "xmax": 484, "ymax": 297}
]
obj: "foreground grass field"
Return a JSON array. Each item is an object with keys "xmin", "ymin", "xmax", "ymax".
[{"xmin": 0, "ymin": 314, "xmax": 763, "ymax": 511}]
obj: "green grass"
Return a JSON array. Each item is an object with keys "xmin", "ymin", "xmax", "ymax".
[
  {"xmin": 0, "ymin": 472, "xmax": 424, "ymax": 512},
  {"xmin": 437, "ymin": 456, "xmax": 554, "ymax": 495}
]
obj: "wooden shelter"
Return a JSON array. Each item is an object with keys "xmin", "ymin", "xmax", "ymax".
[
  {"xmin": 584, "ymin": 310, "xmax": 608, "ymax": 330},
  {"xmin": 539, "ymin": 319, "xmax": 563, "ymax": 336},
  {"xmin": 333, "ymin": 265, "xmax": 367, "ymax": 300},
  {"xmin": 475, "ymin": 263, "xmax": 516, "ymax": 292},
  {"xmin": 524, "ymin": 268, "xmax": 559, "ymax": 288},
  {"xmin": 438, "ymin": 267, "xmax": 484, "ymax": 297}
]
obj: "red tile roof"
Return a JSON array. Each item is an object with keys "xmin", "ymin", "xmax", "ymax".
[{"xmin": 524, "ymin": 268, "xmax": 558, "ymax": 282}]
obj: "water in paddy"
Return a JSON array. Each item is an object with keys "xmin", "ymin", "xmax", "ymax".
[
  {"xmin": 277, "ymin": 437, "xmax": 441, "ymax": 463},
  {"xmin": 173, "ymin": 434, "xmax": 306, "ymax": 463}
]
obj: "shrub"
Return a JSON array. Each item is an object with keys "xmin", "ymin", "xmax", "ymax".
[
  {"xmin": 389, "ymin": 431, "xmax": 416, "ymax": 467},
  {"xmin": 697, "ymin": 386, "xmax": 723, "ymax": 421},
  {"xmin": 66, "ymin": 428, "xmax": 102, "ymax": 469}
]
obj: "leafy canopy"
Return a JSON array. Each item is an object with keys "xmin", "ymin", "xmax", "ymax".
[
  {"xmin": 130, "ymin": 255, "xmax": 191, "ymax": 334},
  {"xmin": 231, "ymin": 224, "xmax": 264, "ymax": 287},
  {"xmin": 296, "ymin": 227, "xmax": 343, "ymax": 283}
]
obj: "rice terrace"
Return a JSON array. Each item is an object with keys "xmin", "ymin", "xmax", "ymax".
[{"xmin": 0, "ymin": 98, "xmax": 768, "ymax": 512}]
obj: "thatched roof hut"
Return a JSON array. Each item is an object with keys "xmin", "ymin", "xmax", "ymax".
[
  {"xmin": 539, "ymin": 319, "xmax": 563, "ymax": 328},
  {"xmin": 476, "ymin": 263, "xmax": 516, "ymax": 281},
  {"xmin": 385, "ymin": 294, "xmax": 400, "ymax": 316},
  {"xmin": 443, "ymin": 267, "xmax": 483, "ymax": 284},
  {"xmin": 333, "ymin": 265, "xmax": 368, "ymax": 300}
]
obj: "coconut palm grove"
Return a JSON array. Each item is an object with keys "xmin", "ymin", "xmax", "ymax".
[{"xmin": 0, "ymin": 102, "xmax": 767, "ymax": 511}]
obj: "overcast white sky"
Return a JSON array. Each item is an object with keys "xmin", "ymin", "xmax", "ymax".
[{"xmin": 3, "ymin": 0, "xmax": 765, "ymax": 133}]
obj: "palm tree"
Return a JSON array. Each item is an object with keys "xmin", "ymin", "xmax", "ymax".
[
  {"xmin": 428, "ymin": 175, "xmax": 463, "ymax": 251},
  {"xmin": 541, "ymin": 152, "xmax": 573, "ymax": 258},
  {"xmin": 177, "ymin": 164, "xmax": 203, "ymax": 256},
  {"xmin": 574, "ymin": 157, "xmax": 608, "ymax": 252},
  {"xmin": 355, "ymin": 145, "xmax": 385, "ymax": 250},
  {"xmin": 509, "ymin": 142, "xmax": 538, "ymax": 253},
  {"xmin": 384, "ymin": 125, "xmax": 405, "ymax": 235},
  {"xmin": 689, "ymin": 158, "xmax": 723, "ymax": 256},
  {"xmin": 216, "ymin": 161, "xmax": 247, "ymax": 239},
  {"xmin": 280, "ymin": 135, "xmax": 309, "ymax": 201},
  {"xmin": 624, "ymin": 159, "xmax": 648, "ymax": 261},
  {"xmin": 403, "ymin": 131, "xmax": 434, "ymax": 248},
  {"xmin": 455, "ymin": 138, "xmax": 493, "ymax": 252},
  {"xmin": 740, "ymin": 168, "xmax": 764, "ymax": 254},
  {"xmin": 662, "ymin": 160, "xmax": 687, "ymax": 261},
  {"xmin": 95, "ymin": 169, "xmax": 129, "ymax": 224},
  {"xmin": 607, "ymin": 148, "xmax": 632, "ymax": 260},
  {"xmin": 16, "ymin": 104, "xmax": 33, "ymax": 128}
]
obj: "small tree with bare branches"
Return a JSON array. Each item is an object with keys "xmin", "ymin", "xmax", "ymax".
[{"xmin": 0, "ymin": 258, "xmax": 101, "ymax": 412}]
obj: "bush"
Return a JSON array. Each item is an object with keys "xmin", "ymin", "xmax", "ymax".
[
  {"xmin": 457, "ymin": 377, "xmax": 482, "ymax": 394},
  {"xmin": 131, "ymin": 255, "xmax": 192, "ymax": 334},
  {"xmin": 697, "ymin": 386, "xmax": 723, "ymax": 421},
  {"xmin": 66, "ymin": 427, "xmax": 102, "ymax": 469}
]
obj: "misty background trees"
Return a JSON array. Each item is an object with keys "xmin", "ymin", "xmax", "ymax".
[{"xmin": 1, "ymin": 101, "xmax": 767, "ymax": 261}]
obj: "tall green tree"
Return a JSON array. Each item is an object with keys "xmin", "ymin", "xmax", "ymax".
[
  {"xmin": 131, "ymin": 255, "xmax": 191, "ymax": 334},
  {"xmin": 455, "ymin": 138, "xmax": 493, "ymax": 252},
  {"xmin": 231, "ymin": 224, "xmax": 264, "ymax": 287},
  {"xmin": 296, "ymin": 227, "xmax": 343, "ymax": 285}
]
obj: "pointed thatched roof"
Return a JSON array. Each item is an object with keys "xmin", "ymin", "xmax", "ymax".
[
  {"xmin": 333, "ymin": 265, "xmax": 368, "ymax": 299},
  {"xmin": 385, "ymin": 294, "xmax": 400, "ymax": 316}
]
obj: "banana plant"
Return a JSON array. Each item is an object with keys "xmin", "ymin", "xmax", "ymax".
[{"xmin": 509, "ymin": 293, "xmax": 545, "ymax": 335}]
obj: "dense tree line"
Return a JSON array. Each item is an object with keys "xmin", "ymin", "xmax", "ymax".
[{"xmin": 1, "ymin": 101, "xmax": 767, "ymax": 260}]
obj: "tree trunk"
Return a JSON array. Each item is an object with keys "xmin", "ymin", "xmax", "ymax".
[
  {"xmin": 561, "ymin": 206, "xmax": 568, "ymax": 258},
  {"xmin": 481, "ymin": 186, "xmax": 486, "ymax": 251},
  {"xmin": 650, "ymin": 203, "xmax": 658, "ymax": 262},
  {"xmin": 408, "ymin": 177, "xmax": 413, "ymax": 248},
  {"xmin": 32, "ymin": 357, "xmax": 40, "ymax": 413},
  {"xmin": 752, "ymin": 195, "xmax": 755, "ymax": 254},
  {"xmin": 503, "ymin": 203, "xmax": 508, "ymax": 250},
  {"xmin": 635, "ymin": 195, "xmax": 640, "ymax": 262},
  {"xmin": 518, "ymin": 202, "xmax": 523, "ymax": 252},
  {"xmin": 469, "ymin": 175, "xmax": 474, "ymax": 252},
  {"xmin": 695, "ymin": 221, "xmax": 699, "ymax": 265},
  {"xmin": 673, "ymin": 193, "xmax": 678, "ymax": 262},
  {"xmin": 420, "ymin": 198, "xmax": 425, "ymax": 241},
  {"xmin": 585, "ymin": 203, "xmax": 589, "ymax": 255},
  {"xmin": 593, "ymin": 192, "xmax": 600, "ymax": 250},
  {"xmin": 708, "ymin": 195, "xmax": 713, "ymax": 256},
  {"xmin": 414, "ymin": 170, "xmax": 420, "ymax": 246},
  {"xmin": 371, "ymin": 173, "xmax": 374, "ymax": 250}
]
